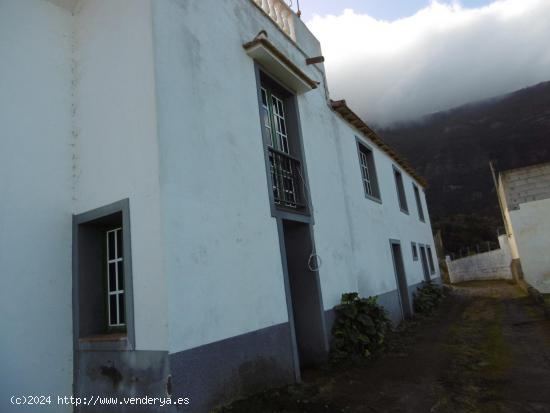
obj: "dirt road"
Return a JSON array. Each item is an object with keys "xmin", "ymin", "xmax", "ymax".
[{"xmin": 218, "ymin": 281, "xmax": 550, "ymax": 413}]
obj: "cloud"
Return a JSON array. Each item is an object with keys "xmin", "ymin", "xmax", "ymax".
[{"xmin": 306, "ymin": 0, "xmax": 550, "ymax": 126}]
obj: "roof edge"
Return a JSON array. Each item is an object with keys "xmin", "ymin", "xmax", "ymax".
[{"xmin": 331, "ymin": 99, "xmax": 428, "ymax": 188}]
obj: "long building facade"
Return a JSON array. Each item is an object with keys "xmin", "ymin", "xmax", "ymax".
[{"xmin": 0, "ymin": 1, "xmax": 440, "ymax": 412}]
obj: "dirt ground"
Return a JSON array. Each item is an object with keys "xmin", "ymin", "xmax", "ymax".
[{"xmin": 217, "ymin": 281, "xmax": 550, "ymax": 413}]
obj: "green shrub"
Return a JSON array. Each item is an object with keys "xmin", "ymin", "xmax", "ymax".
[
  {"xmin": 413, "ymin": 280, "xmax": 444, "ymax": 314},
  {"xmin": 330, "ymin": 292, "xmax": 392, "ymax": 359}
]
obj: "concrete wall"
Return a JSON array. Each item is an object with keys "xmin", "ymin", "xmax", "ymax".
[
  {"xmin": 0, "ymin": 0, "xmax": 74, "ymax": 411},
  {"xmin": 447, "ymin": 235, "xmax": 513, "ymax": 284},
  {"xmin": 74, "ymin": 0, "xmax": 168, "ymax": 351},
  {"xmin": 508, "ymin": 198, "xmax": 550, "ymax": 292},
  {"xmin": 1, "ymin": 0, "xmax": 441, "ymax": 410},
  {"xmin": 500, "ymin": 164, "xmax": 550, "ymax": 293},
  {"xmin": 152, "ymin": 0, "xmax": 295, "ymax": 355},
  {"xmin": 500, "ymin": 163, "xmax": 550, "ymax": 210},
  {"xmin": 152, "ymin": 0, "xmax": 440, "ymax": 357}
]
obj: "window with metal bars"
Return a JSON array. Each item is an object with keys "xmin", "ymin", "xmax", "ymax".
[
  {"xmin": 356, "ymin": 141, "xmax": 381, "ymax": 200},
  {"xmin": 106, "ymin": 228, "xmax": 125, "ymax": 328},
  {"xmin": 259, "ymin": 83, "xmax": 307, "ymax": 212},
  {"xmin": 413, "ymin": 184, "xmax": 425, "ymax": 222},
  {"xmin": 393, "ymin": 167, "xmax": 409, "ymax": 213}
]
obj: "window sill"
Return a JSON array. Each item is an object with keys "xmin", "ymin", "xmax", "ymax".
[
  {"xmin": 365, "ymin": 194, "xmax": 382, "ymax": 204},
  {"xmin": 400, "ymin": 208, "xmax": 410, "ymax": 215},
  {"xmin": 78, "ymin": 333, "xmax": 130, "ymax": 351}
]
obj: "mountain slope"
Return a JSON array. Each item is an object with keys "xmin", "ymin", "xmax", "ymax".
[{"xmin": 379, "ymin": 81, "xmax": 550, "ymax": 253}]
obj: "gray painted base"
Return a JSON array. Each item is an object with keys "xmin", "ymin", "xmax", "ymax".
[
  {"xmin": 76, "ymin": 350, "xmax": 171, "ymax": 413},
  {"xmin": 169, "ymin": 322, "xmax": 295, "ymax": 412},
  {"xmin": 324, "ymin": 280, "xmax": 442, "ymax": 344}
]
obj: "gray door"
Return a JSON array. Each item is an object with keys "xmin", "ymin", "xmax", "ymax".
[
  {"xmin": 282, "ymin": 220, "xmax": 328, "ymax": 367},
  {"xmin": 390, "ymin": 241, "xmax": 412, "ymax": 319},
  {"xmin": 419, "ymin": 245, "xmax": 430, "ymax": 282}
]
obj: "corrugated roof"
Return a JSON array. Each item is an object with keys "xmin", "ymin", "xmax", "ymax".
[{"xmin": 331, "ymin": 99, "xmax": 428, "ymax": 188}]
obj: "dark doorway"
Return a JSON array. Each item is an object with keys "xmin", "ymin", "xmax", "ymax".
[
  {"xmin": 419, "ymin": 245, "xmax": 430, "ymax": 282},
  {"xmin": 282, "ymin": 220, "xmax": 327, "ymax": 368},
  {"xmin": 390, "ymin": 241, "xmax": 412, "ymax": 319}
]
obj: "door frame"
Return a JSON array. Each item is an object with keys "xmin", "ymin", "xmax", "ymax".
[{"xmin": 389, "ymin": 239, "xmax": 412, "ymax": 320}]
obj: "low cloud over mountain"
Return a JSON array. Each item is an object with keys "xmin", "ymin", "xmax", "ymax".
[{"xmin": 307, "ymin": 0, "xmax": 550, "ymax": 126}]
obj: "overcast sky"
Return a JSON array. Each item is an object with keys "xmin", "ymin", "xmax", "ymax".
[{"xmin": 303, "ymin": 0, "xmax": 550, "ymax": 126}]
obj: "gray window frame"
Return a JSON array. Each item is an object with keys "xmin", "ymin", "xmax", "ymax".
[
  {"xmin": 413, "ymin": 183, "xmax": 425, "ymax": 222},
  {"xmin": 411, "ymin": 242, "xmax": 418, "ymax": 261},
  {"xmin": 254, "ymin": 64, "xmax": 314, "ymax": 224},
  {"xmin": 73, "ymin": 198, "xmax": 135, "ymax": 351},
  {"xmin": 427, "ymin": 245, "xmax": 436, "ymax": 275},
  {"xmin": 355, "ymin": 138, "xmax": 382, "ymax": 202},
  {"xmin": 393, "ymin": 166, "xmax": 409, "ymax": 214}
]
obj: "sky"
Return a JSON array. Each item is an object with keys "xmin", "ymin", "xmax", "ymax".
[{"xmin": 299, "ymin": 0, "xmax": 550, "ymax": 126}]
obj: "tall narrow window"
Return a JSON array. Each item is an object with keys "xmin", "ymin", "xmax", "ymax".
[
  {"xmin": 357, "ymin": 141, "xmax": 381, "ymax": 200},
  {"xmin": 74, "ymin": 199, "xmax": 134, "ymax": 349},
  {"xmin": 107, "ymin": 228, "xmax": 125, "ymax": 328},
  {"xmin": 427, "ymin": 246, "xmax": 436, "ymax": 274},
  {"xmin": 258, "ymin": 75, "xmax": 307, "ymax": 212},
  {"xmin": 393, "ymin": 167, "xmax": 408, "ymax": 213},
  {"xmin": 413, "ymin": 184, "xmax": 425, "ymax": 222},
  {"xmin": 411, "ymin": 242, "xmax": 418, "ymax": 261}
]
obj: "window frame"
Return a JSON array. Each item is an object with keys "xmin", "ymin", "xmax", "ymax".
[
  {"xmin": 106, "ymin": 227, "xmax": 126, "ymax": 329},
  {"xmin": 393, "ymin": 166, "xmax": 409, "ymax": 214},
  {"xmin": 427, "ymin": 246, "xmax": 436, "ymax": 275},
  {"xmin": 73, "ymin": 199, "xmax": 135, "ymax": 351},
  {"xmin": 356, "ymin": 138, "xmax": 382, "ymax": 202},
  {"xmin": 413, "ymin": 183, "xmax": 425, "ymax": 222},
  {"xmin": 255, "ymin": 66, "xmax": 313, "ymax": 223},
  {"xmin": 411, "ymin": 242, "xmax": 418, "ymax": 261}
]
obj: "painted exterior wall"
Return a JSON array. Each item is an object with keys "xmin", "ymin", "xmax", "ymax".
[
  {"xmin": 152, "ymin": 0, "xmax": 439, "ymax": 356},
  {"xmin": 0, "ymin": 1, "xmax": 74, "ymax": 410},
  {"xmin": 73, "ymin": 0, "xmax": 167, "ymax": 352},
  {"xmin": 499, "ymin": 164, "xmax": 550, "ymax": 293},
  {"xmin": 1, "ymin": 0, "xmax": 440, "ymax": 410},
  {"xmin": 446, "ymin": 235, "xmax": 513, "ymax": 283}
]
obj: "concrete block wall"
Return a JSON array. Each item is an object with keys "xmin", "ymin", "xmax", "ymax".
[{"xmin": 501, "ymin": 163, "xmax": 550, "ymax": 210}]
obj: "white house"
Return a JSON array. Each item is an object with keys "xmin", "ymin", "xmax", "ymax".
[
  {"xmin": 0, "ymin": 0, "xmax": 440, "ymax": 412},
  {"xmin": 497, "ymin": 162, "xmax": 550, "ymax": 292}
]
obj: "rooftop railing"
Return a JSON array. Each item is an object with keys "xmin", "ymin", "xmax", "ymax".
[{"xmin": 252, "ymin": 0, "xmax": 296, "ymax": 41}]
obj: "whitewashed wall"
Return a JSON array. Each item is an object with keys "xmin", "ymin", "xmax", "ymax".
[
  {"xmin": 153, "ymin": 0, "xmax": 439, "ymax": 356},
  {"xmin": 446, "ymin": 235, "xmax": 513, "ymax": 283},
  {"xmin": 500, "ymin": 164, "xmax": 550, "ymax": 293},
  {"xmin": 508, "ymin": 198, "xmax": 550, "ymax": 292},
  {"xmin": 152, "ymin": 0, "xmax": 302, "ymax": 354},
  {"xmin": 73, "ymin": 0, "xmax": 168, "ymax": 351},
  {"xmin": 0, "ymin": 0, "xmax": 73, "ymax": 411}
]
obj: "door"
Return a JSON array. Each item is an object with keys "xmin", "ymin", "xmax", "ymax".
[
  {"xmin": 390, "ymin": 241, "xmax": 412, "ymax": 319},
  {"xmin": 419, "ymin": 245, "xmax": 430, "ymax": 282},
  {"xmin": 281, "ymin": 220, "xmax": 328, "ymax": 368}
]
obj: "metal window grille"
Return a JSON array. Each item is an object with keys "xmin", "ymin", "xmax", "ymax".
[
  {"xmin": 359, "ymin": 150, "xmax": 373, "ymax": 197},
  {"xmin": 106, "ymin": 228, "xmax": 125, "ymax": 327}
]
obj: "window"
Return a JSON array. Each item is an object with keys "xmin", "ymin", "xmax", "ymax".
[
  {"xmin": 356, "ymin": 141, "xmax": 381, "ymax": 200},
  {"xmin": 427, "ymin": 246, "xmax": 436, "ymax": 274},
  {"xmin": 106, "ymin": 228, "xmax": 125, "ymax": 328},
  {"xmin": 393, "ymin": 167, "xmax": 408, "ymax": 213},
  {"xmin": 258, "ymin": 73, "xmax": 307, "ymax": 213},
  {"xmin": 413, "ymin": 184, "xmax": 425, "ymax": 222},
  {"xmin": 411, "ymin": 242, "xmax": 418, "ymax": 261},
  {"xmin": 73, "ymin": 199, "xmax": 134, "ymax": 349}
]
